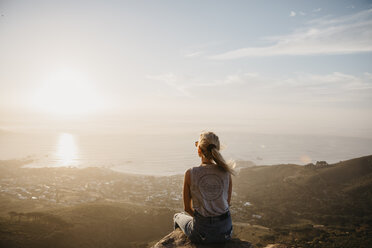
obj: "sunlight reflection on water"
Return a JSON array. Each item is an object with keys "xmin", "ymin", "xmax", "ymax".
[
  {"xmin": 56, "ymin": 133, "xmax": 78, "ymax": 166},
  {"xmin": 2, "ymin": 132, "xmax": 372, "ymax": 175}
]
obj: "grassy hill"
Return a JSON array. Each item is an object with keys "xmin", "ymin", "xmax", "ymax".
[
  {"xmin": 0, "ymin": 202, "xmax": 174, "ymax": 248},
  {"xmin": 235, "ymin": 155, "xmax": 372, "ymax": 224},
  {"xmin": 233, "ymin": 155, "xmax": 372, "ymax": 247},
  {"xmin": 0, "ymin": 155, "xmax": 371, "ymax": 247}
]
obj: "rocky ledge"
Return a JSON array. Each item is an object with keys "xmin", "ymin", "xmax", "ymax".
[{"xmin": 151, "ymin": 229, "xmax": 253, "ymax": 248}]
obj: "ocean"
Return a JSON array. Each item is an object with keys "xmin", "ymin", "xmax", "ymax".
[{"xmin": 0, "ymin": 132, "xmax": 371, "ymax": 175}]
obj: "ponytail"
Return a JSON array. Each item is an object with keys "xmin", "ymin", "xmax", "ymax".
[
  {"xmin": 211, "ymin": 148, "xmax": 236, "ymax": 176},
  {"xmin": 198, "ymin": 131, "xmax": 236, "ymax": 176}
]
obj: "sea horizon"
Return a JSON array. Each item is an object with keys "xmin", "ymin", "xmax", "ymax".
[{"xmin": 1, "ymin": 130, "xmax": 371, "ymax": 176}]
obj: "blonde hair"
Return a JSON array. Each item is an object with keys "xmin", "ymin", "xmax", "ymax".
[{"xmin": 198, "ymin": 131, "xmax": 236, "ymax": 175}]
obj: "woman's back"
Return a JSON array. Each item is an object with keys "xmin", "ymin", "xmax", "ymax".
[
  {"xmin": 173, "ymin": 131, "xmax": 235, "ymax": 244},
  {"xmin": 190, "ymin": 164, "xmax": 230, "ymax": 217}
]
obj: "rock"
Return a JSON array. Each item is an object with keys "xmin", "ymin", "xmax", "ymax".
[
  {"xmin": 152, "ymin": 229, "xmax": 253, "ymax": 248},
  {"xmin": 263, "ymin": 245, "xmax": 287, "ymax": 248}
]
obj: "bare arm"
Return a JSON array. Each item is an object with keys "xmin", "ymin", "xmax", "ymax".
[
  {"xmin": 228, "ymin": 174, "xmax": 232, "ymax": 206},
  {"xmin": 183, "ymin": 169, "xmax": 194, "ymax": 216}
]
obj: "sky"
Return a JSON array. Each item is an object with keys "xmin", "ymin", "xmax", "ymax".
[{"xmin": 0, "ymin": 0, "xmax": 371, "ymax": 137}]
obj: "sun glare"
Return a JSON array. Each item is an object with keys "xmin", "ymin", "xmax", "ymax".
[
  {"xmin": 56, "ymin": 133, "xmax": 78, "ymax": 166},
  {"xmin": 32, "ymin": 69, "xmax": 104, "ymax": 116}
]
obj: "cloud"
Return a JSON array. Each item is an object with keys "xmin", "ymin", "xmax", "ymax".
[
  {"xmin": 290, "ymin": 11, "xmax": 296, "ymax": 17},
  {"xmin": 313, "ymin": 8, "xmax": 322, "ymax": 12},
  {"xmin": 145, "ymin": 72, "xmax": 372, "ymax": 137},
  {"xmin": 146, "ymin": 73, "xmax": 191, "ymax": 96},
  {"xmin": 261, "ymin": 72, "xmax": 372, "ymax": 105},
  {"xmin": 147, "ymin": 71, "xmax": 372, "ymax": 106},
  {"xmin": 184, "ymin": 51, "xmax": 204, "ymax": 58},
  {"xmin": 146, "ymin": 72, "xmax": 260, "ymax": 97},
  {"xmin": 210, "ymin": 9, "xmax": 372, "ymax": 59}
]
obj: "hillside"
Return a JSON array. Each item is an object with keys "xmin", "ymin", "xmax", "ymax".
[
  {"xmin": 0, "ymin": 202, "xmax": 174, "ymax": 248},
  {"xmin": 0, "ymin": 155, "xmax": 371, "ymax": 247},
  {"xmin": 234, "ymin": 155, "xmax": 372, "ymax": 226},
  {"xmin": 232, "ymin": 155, "xmax": 372, "ymax": 247}
]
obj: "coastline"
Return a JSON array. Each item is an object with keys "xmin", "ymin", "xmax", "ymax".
[{"xmin": 1, "ymin": 155, "xmax": 371, "ymax": 247}]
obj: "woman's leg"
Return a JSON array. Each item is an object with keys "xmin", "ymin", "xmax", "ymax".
[{"xmin": 173, "ymin": 212, "xmax": 194, "ymax": 237}]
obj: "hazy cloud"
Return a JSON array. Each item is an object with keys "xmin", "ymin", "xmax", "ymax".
[
  {"xmin": 183, "ymin": 51, "xmax": 204, "ymax": 58},
  {"xmin": 290, "ymin": 11, "xmax": 296, "ymax": 17},
  {"xmin": 210, "ymin": 9, "xmax": 372, "ymax": 59},
  {"xmin": 146, "ymin": 72, "xmax": 260, "ymax": 97},
  {"xmin": 147, "ymin": 72, "xmax": 372, "ymax": 105},
  {"xmin": 146, "ymin": 73, "xmax": 191, "ymax": 97},
  {"xmin": 260, "ymin": 72, "xmax": 372, "ymax": 105}
]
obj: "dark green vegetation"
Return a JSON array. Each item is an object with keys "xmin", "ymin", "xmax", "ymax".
[{"xmin": 0, "ymin": 155, "xmax": 371, "ymax": 247}]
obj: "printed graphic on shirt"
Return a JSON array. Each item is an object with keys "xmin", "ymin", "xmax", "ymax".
[{"xmin": 198, "ymin": 174, "xmax": 223, "ymax": 201}]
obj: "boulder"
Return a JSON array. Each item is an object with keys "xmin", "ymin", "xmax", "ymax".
[{"xmin": 151, "ymin": 229, "xmax": 253, "ymax": 248}]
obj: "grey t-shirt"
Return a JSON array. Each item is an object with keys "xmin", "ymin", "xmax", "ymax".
[{"xmin": 190, "ymin": 164, "xmax": 230, "ymax": 217}]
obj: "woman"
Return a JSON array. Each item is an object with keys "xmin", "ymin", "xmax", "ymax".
[{"xmin": 174, "ymin": 131, "xmax": 235, "ymax": 244}]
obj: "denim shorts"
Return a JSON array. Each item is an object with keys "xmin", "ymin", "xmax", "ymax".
[{"xmin": 174, "ymin": 211, "xmax": 233, "ymax": 244}]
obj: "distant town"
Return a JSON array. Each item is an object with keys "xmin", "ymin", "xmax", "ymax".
[{"xmin": 0, "ymin": 160, "xmax": 257, "ymax": 222}]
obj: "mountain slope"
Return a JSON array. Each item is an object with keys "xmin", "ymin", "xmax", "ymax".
[
  {"xmin": 234, "ymin": 155, "xmax": 372, "ymax": 227},
  {"xmin": 0, "ymin": 202, "xmax": 174, "ymax": 248}
]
